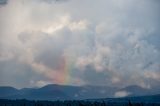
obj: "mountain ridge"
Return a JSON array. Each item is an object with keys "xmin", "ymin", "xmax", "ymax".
[{"xmin": 0, "ymin": 84, "xmax": 159, "ymax": 100}]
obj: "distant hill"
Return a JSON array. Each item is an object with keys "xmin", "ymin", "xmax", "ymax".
[
  {"xmin": 0, "ymin": 84, "xmax": 159, "ymax": 100},
  {"xmin": 118, "ymin": 85, "xmax": 160, "ymax": 96},
  {"xmin": 88, "ymin": 94, "xmax": 160, "ymax": 103}
]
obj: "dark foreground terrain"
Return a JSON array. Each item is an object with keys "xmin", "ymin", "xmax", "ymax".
[{"xmin": 0, "ymin": 98, "xmax": 160, "ymax": 106}]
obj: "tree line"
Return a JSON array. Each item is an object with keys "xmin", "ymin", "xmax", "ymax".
[{"xmin": 0, "ymin": 99, "xmax": 159, "ymax": 106}]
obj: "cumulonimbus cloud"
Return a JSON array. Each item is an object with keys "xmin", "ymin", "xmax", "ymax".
[{"xmin": 0, "ymin": 0, "xmax": 160, "ymax": 88}]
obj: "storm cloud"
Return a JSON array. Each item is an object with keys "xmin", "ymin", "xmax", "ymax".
[
  {"xmin": 0, "ymin": 0, "xmax": 160, "ymax": 88},
  {"xmin": 0, "ymin": 0, "xmax": 7, "ymax": 5}
]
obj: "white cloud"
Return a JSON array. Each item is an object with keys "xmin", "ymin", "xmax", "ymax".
[
  {"xmin": 35, "ymin": 80, "xmax": 52, "ymax": 87},
  {"xmin": 114, "ymin": 91, "xmax": 131, "ymax": 98},
  {"xmin": 144, "ymin": 71, "xmax": 160, "ymax": 81}
]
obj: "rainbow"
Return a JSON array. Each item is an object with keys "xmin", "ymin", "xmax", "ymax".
[{"xmin": 59, "ymin": 55, "xmax": 75, "ymax": 85}]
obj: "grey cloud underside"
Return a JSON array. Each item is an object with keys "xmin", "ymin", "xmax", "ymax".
[
  {"xmin": 0, "ymin": 0, "xmax": 160, "ymax": 88},
  {"xmin": 0, "ymin": 0, "xmax": 7, "ymax": 5},
  {"xmin": 40, "ymin": 0, "xmax": 69, "ymax": 3}
]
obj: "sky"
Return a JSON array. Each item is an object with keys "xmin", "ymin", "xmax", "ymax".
[{"xmin": 0, "ymin": 0, "xmax": 160, "ymax": 89}]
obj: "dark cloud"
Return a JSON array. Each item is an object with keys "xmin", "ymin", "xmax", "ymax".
[
  {"xmin": 0, "ymin": 58, "xmax": 46, "ymax": 88},
  {"xmin": 0, "ymin": 0, "xmax": 7, "ymax": 5}
]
